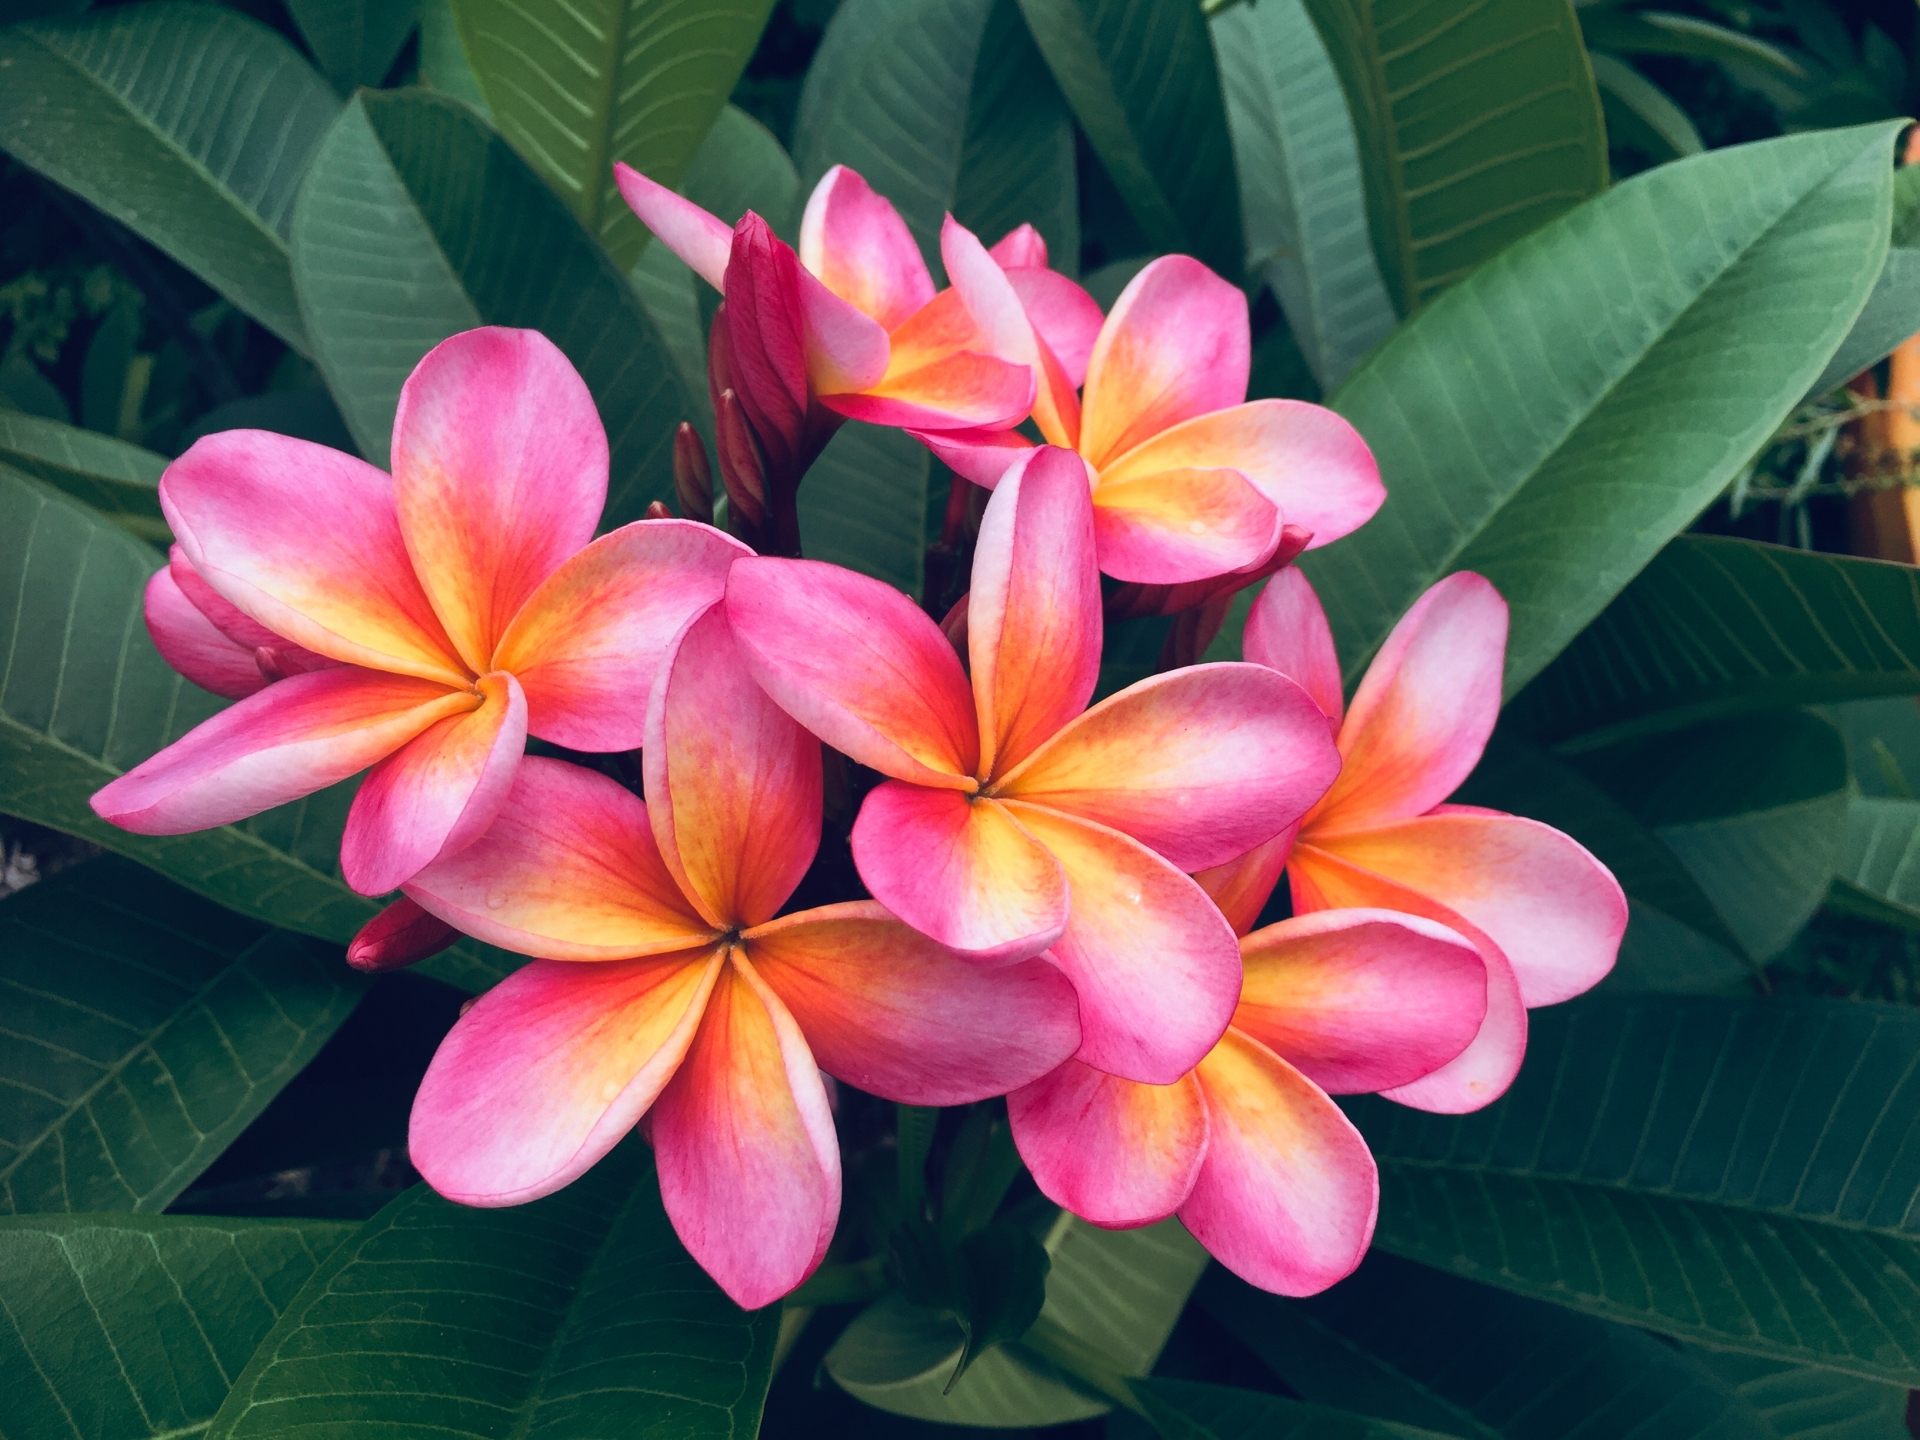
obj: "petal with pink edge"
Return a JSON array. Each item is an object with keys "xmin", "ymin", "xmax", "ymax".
[
  {"xmin": 1007, "ymin": 268, "xmax": 1104, "ymax": 389},
  {"xmin": 161, "ymin": 431, "xmax": 464, "ymax": 684},
  {"xmin": 1194, "ymin": 826, "xmax": 1298, "ymax": 939},
  {"xmin": 1316, "ymin": 572, "xmax": 1507, "ymax": 829},
  {"xmin": 403, "ymin": 756, "xmax": 717, "ymax": 961},
  {"xmin": 1181, "ymin": 1029, "xmax": 1377, "ymax": 1296},
  {"xmin": 614, "ymin": 162, "xmax": 732, "ymax": 289},
  {"xmin": 942, "ymin": 216, "xmax": 1078, "ymax": 447},
  {"xmin": 168, "ymin": 544, "xmax": 276, "ymax": 649},
  {"xmin": 727, "ymin": 557, "xmax": 980, "ymax": 785},
  {"xmin": 909, "ymin": 425, "xmax": 1034, "ymax": 487},
  {"xmin": 1005, "ymin": 803, "xmax": 1240, "ymax": 1084},
  {"xmin": 495, "ymin": 519, "xmax": 749, "ymax": 751},
  {"xmin": 746, "ymin": 901, "xmax": 1081, "ymax": 1104},
  {"xmin": 145, "ymin": 565, "xmax": 267, "ymax": 700},
  {"xmin": 1311, "ymin": 810, "xmax": 1624, "ymax": 1007},
  {"xmin": 850, "ymin": 785, "xmax": 1067, "ymax": 962},
  {"xmin": 340, "ymin": 671, "xmax": 527, "ymax": 896},
  {"xmin": 1007, "ymin": 1058, "xmax": 1208, "ymax": 1228},
  {"xmin": 91, "ymin": 667, "xmax": 470, "ymax": 835},
  {"xmin": 1078, "ymin": 257, "xmax": 1250, "ymax": 469},
  {"xmin": 1235, "ymin": 908, "xmax": 1486, "ymax": 1094},
  {"xmin": 798, "ymin": 264, "xmax": 892, "ymax": 396},
  {"xmin": 988, "ymin": 224, "xmax": 1048, "ymax": 268},
  {"xmin": 1090, "ymin": 468, "xmax": 1281, "ymax": 585},
  {"xmin": 410, "ymin": 948, "xmax": 720, "ymax": 1206},
  {"xmin": 652, "ymin": 956, "xmax": 842, "ymax": 1309},
  {"xmin": 390, "ymin": 328, "xmax": 606, "ymax": 675},
  {"xmin": 969, "ymin": 446, "xmax": 1102, "ymax": 779},
  {"xmin": 821, "ymin": 350, "xmax": 1034, "ymax": 432},
  {"xmin": 1000, "ymin": 664, "xmax": 1339, "ymax": 871},
  {"xmin": 798, "ymin": 166, "xmax": 936, "ymax": 331},
  {"xmin": 1244, "ymin": 568, "xmax": 1343, "ymax": 726}
]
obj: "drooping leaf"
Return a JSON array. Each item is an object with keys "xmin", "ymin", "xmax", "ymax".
[
  {"xmin": 0, "ymin": 856, "xmax": 364, "ymax": 1214},
  {"xmin": 0, "ymin": 1214, "xmax": 355, "ymax": 1440},
  {"xmin": 449, "ymin": 0, "xmax": 774, "ymax": 271},
  {"xmin": 1805, "ymin": 249, "xmax": 1920, "ymax": 398},
  {"xmin": 1015, "ymin": 0, "xmax": 1241, "ymax": 279},
  {"xmin": 1580, "ymin": 9, "xmax": 1808, "ymax": 76},
  {"xmin": 286, "ymin": 0, "xmax": 420, "ymax": 93},
  {"xmin": 798, "ymin": 420, "xmax": 932, "ymax": 597},
  {"xmin": 1350, "ymin": 995, "xmax": 1920, "ymax": 1385},
  {"xmin": 290, "ymin": 88, "xmax": 690, "ymax": 524},
  {"xmin": 1687, "ymin": 1349, "xmax": 1909, "ymax": 1440},
  {"xmin": 1133, "ymin": 1376, "xmax": 1454, "ymax": 1440},
  {"xmin": 0, "ymin": 4, "xmax": 341, "ymax": 354},
  {"xmin": 1212, "ymin": 0, "xmax": 1396, "ymax": 392},
  {"xmin": 0, "ymin": 414, "xmax": 166, "ymax": 544},
  {"xmin": 204, "ymin": 1143, "xmax": 778, "ymax": 1440}
]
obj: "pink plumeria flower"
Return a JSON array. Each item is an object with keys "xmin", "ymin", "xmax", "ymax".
[
  {"xmin": 1010, "ymin": 907, "xmax": 1487, "ymax": 1295},
  {"xmin": 401, "ymin": 603, "xmax": 1080, "ymax": 1309},
  {"xmin": 91, "ymin": 327, "xmax": 746, "ymax": 897},
  {"xmin": 1200, "ymin": 570, "xmax": 1628, "ymax": 1112},
  {"xmin": 918, "ymin": 240, "xmax": 1386, "ymax": 586},
  {"xmin": 725, "ymin": 444, "xmax": 1341, "ymax": 1085}
]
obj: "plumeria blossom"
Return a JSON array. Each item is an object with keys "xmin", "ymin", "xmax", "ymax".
[
  {"xmin": 1009, "ymin": 907, "xmax": 1486, "ymax": 1294},
  {"xmin": 1199, "ymin": 570, "xmax": 1628, "ymax": 1112},
  {"xmin": 91, "ymin": 327, "xmax": 746, "ymax": 896},
  {"xmin": 726, "ymin": 445, "xmax": 1341, "ymax": 1085},
  {"xmin": 915, "ymin": 243, "xmax": 1385, "ymax": 586},
  {"xmin": 401, "ymin": 602, "xmax": 1081, "ymax": 1308}
]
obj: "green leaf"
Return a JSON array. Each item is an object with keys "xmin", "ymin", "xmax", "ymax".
[
  {"xmin": 1581, "ymin": 10, "xmax": 1807, "ymax": 77},
  {"xmin": 0, "ymin": 4, "xmax": 341, "ymax": 354},
  {"xmin": 1252, "ymin": 124, "xmax": 1899, "ymax": 696},
  {"xmin": 0, "ymin": 412, "xmax": 166, "ymax": 544},
  {"xmin": 1807, "ymin": 248, "xmax": 1920, "ymax": 398},
  {"xmin": 949, "ymin": 1224, "xmax": 1052, "ymax": 1387},
  {"xmin": 1301, "ymin": 0, "xmax": 1606, "ymax": 316},
  {"xmin": 1213, "ymin": 0, "xmax": 1396, "ymax": 392},
  {"xmin": 1015, "ymin": 0, "xmax": 1241, "ymax": 279},
  {"xmin": 798, "ymin": 419, "xmax": 931, "ymax": 596},
  {"xmin": 1511, "ymin": 537, "xmax": 1920, "ymax": 753},
  {"xmin": 290, "ymin": 88, "xmax": 690, "ymax": 525},
  {"xmin": 1589, "ymin": 52, "xmax": 1704, "ymax": 161},
  {"xmin": 1350, "ymin": 994, "xmax": 1920, "ymax": 1385},
  {"xmin": 1688, "ymin": 1349, "xmax": 1909, "ymax": 1440},
  {"xmin": 1, "ymin": 855, "xmax": 364, "ymax": 1214},
  {"xmin": 1831, "ymin": 795, "xmax": 1920, "ymax": 929},
  {"xmin": 0, "ymin": 1214, "xmax": 355, "ymax": 1440},
  {"xmin": 204, "ymin": 1143, "xmax": 778, "ymax": 1440},
  {"xmin": 286, "ymin": 0, "xmax": 420, "ymax": 93},
  {"xmin": 1607, "ymin": 902, "xmax": 1753, "ymax": 997},
  {"xmin": 450, "ymin": 0, "xmax": 774, "ymax": 271},
  {"xmin": 415, "ymin": 0, "xmax": 488, "ymax": 114},
  {"xmin": 1133, "ymin": 1376, "xmax": 1452, "ymax": 1440}
]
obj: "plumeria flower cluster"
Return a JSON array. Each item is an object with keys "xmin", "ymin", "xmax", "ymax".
[{"xmin": 91, "ymin": 162, "xmax": 1625, "ymax": 1311}]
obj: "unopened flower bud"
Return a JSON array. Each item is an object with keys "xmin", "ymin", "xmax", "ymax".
[
  {"xmin": 672, "ymin": 422, "xmax": 714, "ymax": 523},
  {"xmin": 346, "ymin": 896, "xmax": 459, "ymax": 973}
]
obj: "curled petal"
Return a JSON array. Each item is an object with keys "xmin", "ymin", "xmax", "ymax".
[
  {"xmin": 943, "ymin": 216, "xmax": 1078, "ymax": 446},
  {"xmin": 798, "ymin": 165, "xmax": 936, "ymax": 331},
  {"xmin": 145, "ymin": 564, "xmax": 268, "ymax": 700},
  {"xmin": 910, "ymin": 425, "xmax": 1033, "ymax": 487},
  {"xmin": 1194, "ymin": 826, "xmax": 1297, "ymax": 939},
  {"xmin": 820, "ymin": 349, "xmax": 1034, "ymax": 432},
  {"xmin": 410, "ymin": 949, "xmax": 720, "ymax": 1206},
  {"xmin": 1090, "ymin": 468, "xmax": 1281, "ymax": 585},
  {"xmin": 91, "ymin": 667, "xmax": 470, "ymax": 835},
  {"xmin": 798, "ymin": 264, "xmax": 892, "ymax": 396},
  {"xmin": 615, "ymin": 161, "xmax": 732, "ymax": 289},
  {"xmin": 746, "ymin": 901, "xmax": 1081, "ymax": 1104},
  {"xmin": 1007, "ymin": 1058, "xmax": 1209, "ymax": 1228},
  {"xmin": 1244, "ymin": 568, "xmax": 1343, "ymax": 726},
  {"xmin": 988, "ymin": 224, "xmax": 1048, "ymax": 268},
  {"xmin": 168, "ymin": 544, "xmax": 277, "ymax": 650},
  {"xmin": 347, "ymin": 896, "xmax": 459, "ymax": 973},
  {"xmin": 1007, "ymin": 268, "xmax": 1104, "ymax": 388}
]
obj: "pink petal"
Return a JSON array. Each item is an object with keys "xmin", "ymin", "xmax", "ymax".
[
  {"xmin": 820, "ymin": 350, "xmax": 1035, "ymax": 431},
  {"xmin": 90, "ymin": 667, "xmax": 471, "ymax": 835},
  {"xmin": 1007, "ymin": 268, "xmax": 1105, "ymax": 389},
  {"xmin": 168, "ymin": 544, "xmax": 277, "ymax": 649},
  {"xmin": 988, "ymin": 224, "xmax": 1048, "ymax": 268},
  {"xmin": 615, "ymin": 161, "xmax": 732, "ymax": 289},
  {"xmin": 942, "ymin": 216, "xmax": 1077, "ymax": 446},
  {"xmin": 494, "ymin": 519, "xmax": 749, "ymax": 751},
  {"xmin": 745, "ymin": 900, "xmax": 1081, "ymax": 1104},
  {"xmin": 403, "ymin": 756, "xmax": 718, "ymax": 961},
  {"xmin": 1181, "ymin": 1029, "xmax": 1377, "ymax": 1296},
  {"xmin": 721, "ymin": 216, "xmax": 813, "ymax": 472},
  {"xmin": 390, "ymin": 327, "xmax": 607, "ymax": 675},
  {"xmin": 909, "ymin": 425, "xmax": 1034, "ymax": 487},
  {"xmin": 346, "ymin": 896, "xmax": 459, "ymax": 973},
  {"xmin": 1244, "ymin": 568, "xmax": 1343, "ymax": 726},
  {"xmin": 144, "ymin": 564, "xmax": 268, "ymax": 699},
  {"xmin": 999, "ymin": 664, "xmax": 1340, "ymax": 871},
  {"xmin": 1007, "ymin": 1058, "xmax": 1209, "ymax": 1228},
  {"xmin": 161, "ymin": 431, "xmax": 465, "ymax": 684},
  {"xmin": 1194, "ymin": 826, "xmax": 1298, "ymax": 938},
  {"xmin": 727, "ymin": 557, "xmax": 981, "ymax": 786},
  {"xmin": 410, "ymin": 949, "xmax": 721, "ymax": 1206},
  {"xmin": 1315, "ymin": 572, "xmax": 1507, "ymax": 830},
  {"xmin": 1234, "ymin": 908, "xmax": 1487, "ymax": 1094},
  {"xmin": 1090, "ymin": 466, "xmax": 1282, "ymax": 585},
  {"xmin": 340, "ymin": 671, "xmax": 527, "ymax": 895},
  {"xmin": 1004, "ymin": 803, "xmax": 1241, "ymax": 1084},
  {"xmin": 798, "ymin": 263, "xmax": 892, "ymax": 396},
  {"xmin": 1097, "ymin": 402, "xmax": 1383, "ymax": 551},
  {"xmin": 969, "ymin": 446, "xmax": 1102, "ymax": 779},
  {"xmin": 850, "ymin": 784, "xmax": 1067, "ymax": 962},
  {"xmin": 1078, "ymin": 257, "xmax": 1250, "ymax": 469},
  {"xmin": 798, "ymin": 165, "xmax": 936, "ymax": 332},
  {"xmin": 652, "ymin": 957, "xmax": 842, "ymax": 1309}
]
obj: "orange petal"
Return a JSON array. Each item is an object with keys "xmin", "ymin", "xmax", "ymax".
[
  {"xmin": 942, "ymin": 216, "xmax": 1079, "ymax": 446},
  {"xmin": 1089, "ymin": 467, "xmax": 1281, "ymax": 585},
  {"xmin": 1194, "ymin": 826, "xmax": 1299, "ymax": 938}
]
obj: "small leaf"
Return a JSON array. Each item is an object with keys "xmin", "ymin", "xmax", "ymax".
[{"xmin": 949, "ymin": 1223, "xmax": 1050, "ymax": 1389}]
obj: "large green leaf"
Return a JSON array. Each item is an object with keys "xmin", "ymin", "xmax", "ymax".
[
  {"xmin": 1248, "ymin": 123, "xmax": 1898, "ymax": 696},
  {"xmin": 1350, "ymin": 995, "xmax": 1920, "ymax": 1385},
  {"xmin": 1015, "ymin": 0, "xmax": 1241, "ymax": 279},
  {"xmin": 1, "ymin": 856, "xmax": 363, "ymax": 1214},
  {"xmin": 0, "ymin": 4, "xmax": 340, "ymax": 355},
  {"xmin": 450, "ymin": 0, "xmax": 773, "ymax": 271},
  {"xmin": 1300, "ymin": 0, "xmax": 1607, "ymax": 316},
  {"xmin": 798, "ymin": 420, "xmax": 932, "ymax": 596},
  {"xmin": 1212, "ymin": 0, "xmax": 1395, "ymax": 393},
  {"xmin": 290, "ymin": 88, "xmax": 690, "ymax": 525},
  {"xmin": 1511, "ymin": 537, "xmax": 1920, "ymax": 753},
  {"xmin": 1688, "ymin": 1350, "xmax": 1908, "ymax": 1440},
  {"xmin": 286, "ymin": 0, "xmax": 420, "ymax": 93},
  {"xmin": 0, "ymin": 1214, "xmax": 355, "ymax": 1440},
  {"xmin": 0, "ymin": 414, "xmax": 166, "ymax": 544},
  {"xmin": 205, "ymin": 1143, "xmax": 778, "ymax": 1440},
  {"xmin": 1134, "ymin": 1377, "xmax": 1450, "ymax": 1440}
]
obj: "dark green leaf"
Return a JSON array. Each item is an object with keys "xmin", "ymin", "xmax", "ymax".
[
  {"xmin": 1581, "ymin": 10, "xmax": 1807, "ymax": 76},
  {"xmin": 291, "ymin": 88, "xmax": 690, "ymax": 525},
  {"xmin": 0, "ymin": 1214, "xmax": 355, "ymax": 1440},
  {"xmin": 1606, "ymin": 902, "xmax": 1753, "ymax": 997},
  {"xmin": 798, "ymin": 419, "xmax": 931, "ymax": 595},
  {"xmin": 1590, "ymin": 52, "xmax": 1703, "ymax": 161},
  {"xmin": 940, "ymin": 1102, "xmax": 1024, "ymax": 1239},
  {"xmin": 1133, "ymin": 1376, "xmax": 1451, "ymax": 1440},
  {"xmin": 287, "ymin": 0, "xmax": 420, "ymax": 93},
  {"xmin": 1687, "ymin": 1349, "xmax": 1908, "ymax": 1440},
  {"xmin": 1806, "ymin": 250, "xmax": 1920, "ymax": 398},
  {"xmin": 204, "ymin": 1143, "xmax": 778, "ymax": 1439},
  {"xmin": 1831, "ymin": 795, "xmax": 1920, "ymax": 929},
  {"xmin": 415, "ymin": 0, "xmax": 487, "ymax": 113},
  {"xmin": 950, "ymin": 1224, "xmax": 1051, "ymax": 1387},
  {"xmin": 0, "ymin": 4, "xmax": 340, "ymax": 354},
  {"xmin": 1, "ymin": 856, "xmax": 364, "ymax": 1214},
  {"xmin": 0, "ymin": 413, "xmax": 166, "ymax": 544}
]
